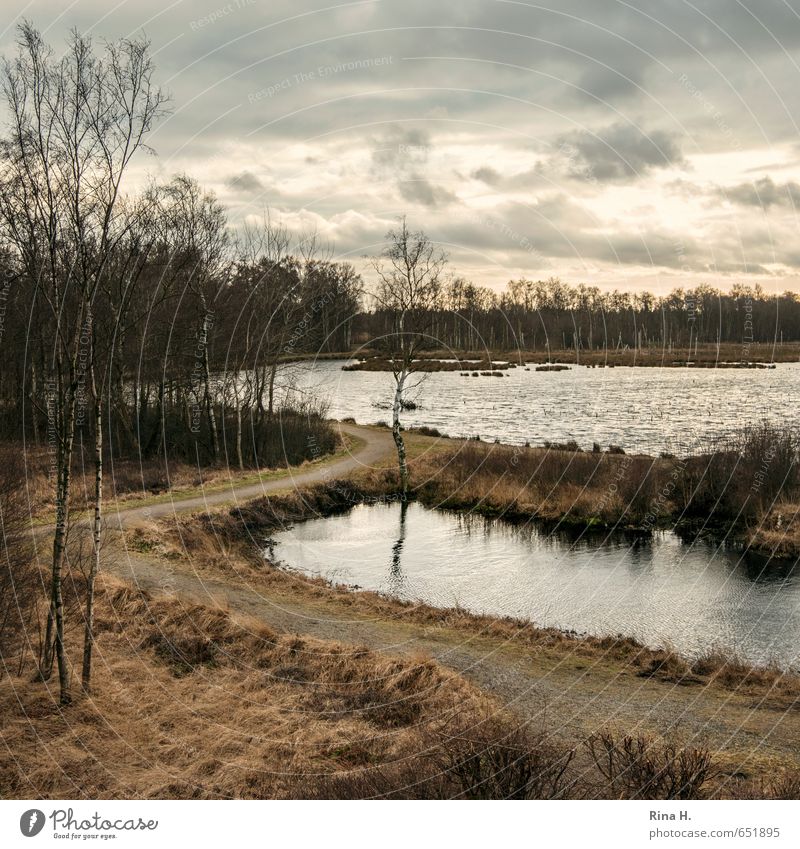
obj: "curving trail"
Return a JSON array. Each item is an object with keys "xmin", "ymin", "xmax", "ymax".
[{"xmin": 108, "ymin": 421, "xmax": 395, "ymax": 527}]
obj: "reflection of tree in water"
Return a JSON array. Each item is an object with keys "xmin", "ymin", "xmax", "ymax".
[{"xmin": 387, "ymin": 500, "xmax": 409, "ymax": 594}]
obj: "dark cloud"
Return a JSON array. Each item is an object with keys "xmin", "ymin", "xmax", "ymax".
[
  {"xmin": 558, "ymin": 123, "xmax": 686, "ymax": 182},
  {"xmin": 398, "ymin": 175, "xmax": 457, "ymax": 208},
  {"xmin": 718, "ymin": 176, "xmax": 800, "ymax": 209},
  {"xmin": 4, "ymin": 0, "xmax": 800, "ymax": 287},
  {"xmin": 224, "ymin": 171, "xmax": 265, "ymax": 193},
  {"xmin": 471, "ymin": 166, "xmax": 501, "ymax": 185},
  {"xmin": 371, "ymin": 127, "xmax": 432, "ymax": 173}
]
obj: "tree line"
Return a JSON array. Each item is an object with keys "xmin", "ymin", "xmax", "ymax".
[{"xmin": 360, "ymin": 277, "xmax": 800, "ymax": 354}]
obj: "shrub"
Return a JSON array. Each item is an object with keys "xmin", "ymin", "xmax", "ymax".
[
  {"xmin": 306, "ymin": 714, "xmax": 576, "ymax": 799},
  {"xmin": 674, "ymin": 422, "xmax": 800, "ymax": 522},
  {"xmin": 587, "ymin": 733, "xmax": 715, "ymax": 799},
  {"xmin": 429, "ymin": 716, "xmax": 575, "ymax": 799}
]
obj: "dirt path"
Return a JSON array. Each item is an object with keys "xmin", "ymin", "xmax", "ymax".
[
  {"xmin": 51, "ymin": 420, "xmax": 800, "ymax": 775},
  {"xmin": 107, "ymin": 421, "xmax": 395, "ymax": 526}
]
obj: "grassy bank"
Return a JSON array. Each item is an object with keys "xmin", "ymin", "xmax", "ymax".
[
  {"xmin": 111, "ymin": 490, "xmax": 800, "ymax": 797},
  {"xmin": 140, "ymin": 477, "xmax": 800, "ymax": 708},
  {"xmin": 393, "ymin": 424, "xmax": 800, "ymax": 559}
]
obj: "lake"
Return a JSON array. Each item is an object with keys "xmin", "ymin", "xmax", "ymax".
[
  {"xmin": 268, "ymin": 502, "xmax": 800, "ymax": 668},
  {"xmin": 282, "ymin": 359, "xmax": 800, "ymax": 455}
]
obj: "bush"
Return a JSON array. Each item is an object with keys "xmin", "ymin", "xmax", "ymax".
[
  {"xmin": 544, "ymin": 440, "xmax": 582, "ymax": 452},
  {"xmin": 674, "ymin": 422, "xmax": 800, "ymax": 522},
  {"xmin": 305, "ymin": 714, "xmax": 576, "ymax": 799},
  {"xmin": 429, "ymin": 716, "xmax": 575, "ymax": 799},
  {"xmin": 587, "ymin": 733, "xmax": 715, "ymax": 799},
  {"xmin": 414, "ymin": 425, "xmax": 443, "ymax": 437}
]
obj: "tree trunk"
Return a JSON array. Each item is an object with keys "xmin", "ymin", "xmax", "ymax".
[
  {"xmin": 392, "ymin": 369, "xmax": 409, "ymax": 495},
  {"xmin": 267, "ymin": 361, "xmax": 278, "ymax": 420},
  {"xmin": 82, "ymin": 360, "xmax": 102, "ymax": 692},
  {"xmin": 235, "ymin": 400, "xmax": 244, "ymax": 470},
  {"xmin": 202, "ymin": 338, "xmax": 219, "ymax": 462},
  {"xmin": 42, "ymin": 387, "xmax": 76, "ymax": 706}
]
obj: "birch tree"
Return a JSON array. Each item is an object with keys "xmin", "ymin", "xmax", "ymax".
[{"xmin": 370, "ymin": 219, "xmax": 445, "ymax": 494}]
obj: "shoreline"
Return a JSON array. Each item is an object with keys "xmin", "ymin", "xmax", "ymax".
[{"xmin": 283, "ymin": 342, "xmax": 800, "ymax": 369}]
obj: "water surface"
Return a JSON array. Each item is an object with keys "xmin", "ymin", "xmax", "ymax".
[
  {"xmin": 281, "ymin": 359, "xmax": 800, "ymax": 454},
  {"xmin": 269, "ymin": 502, "xmax": 800, "ymax": 667}
]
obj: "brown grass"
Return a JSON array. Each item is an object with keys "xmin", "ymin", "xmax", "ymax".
[
  {"xmin": 0, "ymin": 577, "xmax": 500, "ymax": 798},
  {"xmin": 749, "ymin": 502, "xmax": 800, "ymax": 559},
  {"xmin": 4, "ymin": 575, "xmax": 791, "ymax": 799},
  {"xmin": 409, "ymin": 439, "xmax": 663, "ymax": 527}
]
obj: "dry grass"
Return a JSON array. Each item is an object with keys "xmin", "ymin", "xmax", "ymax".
[
  {"xmin": 4, "ymin": 575, "xmax": 791, "ymax": 799},
  {"xmin": 749, "ymin": 502, "xmax": 800, "ymax": 558},
  {"xmin": 0, "ymin": 577, "xmax": 500, "ymax": 799},
  {"xmin": 408, "ymin": 439, "xmax": 662, "ymax": 527}
]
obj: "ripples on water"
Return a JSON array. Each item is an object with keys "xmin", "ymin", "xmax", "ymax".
[
  {"xmin": 269, "ymin": 502, "xmax": 800, "ymax": 668},
  {"xmin": 283, "ymin": 359, "xmax": 800, "ymax": 454}
]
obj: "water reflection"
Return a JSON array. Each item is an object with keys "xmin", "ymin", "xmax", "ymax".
[
  {"xmin": 387, "ymin": 500, "xmax": 409, "ymax": 594},
  {"xmin": 270, "ymin": 502, "xmax": 800, "ymax": 667}
]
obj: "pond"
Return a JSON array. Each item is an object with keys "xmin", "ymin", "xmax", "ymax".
[
  {"xmin": 268, "ymin": 502, "xmax": 800, "ymax": 668},
  {"xmin": 282, "ymin": 359, "xmax": 800, "ymax": 455}
]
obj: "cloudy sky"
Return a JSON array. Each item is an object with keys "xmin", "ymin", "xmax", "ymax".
[{"xmin": 4, "ymin": 0, "xmax": 800, "ymax": 293}]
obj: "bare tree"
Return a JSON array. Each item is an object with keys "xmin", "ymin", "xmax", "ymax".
[
  {"xmin": 0, "ymin": 23, "xmax": 167, "ymax": 702},
  {"xmin": 370, "ymin": 218, "xmax": 445, "ymax": 494}
]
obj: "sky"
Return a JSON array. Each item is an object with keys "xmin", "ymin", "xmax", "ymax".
[{"xmin": 3, "ymin": 0, "xmax": 800, "ymax": 294}]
